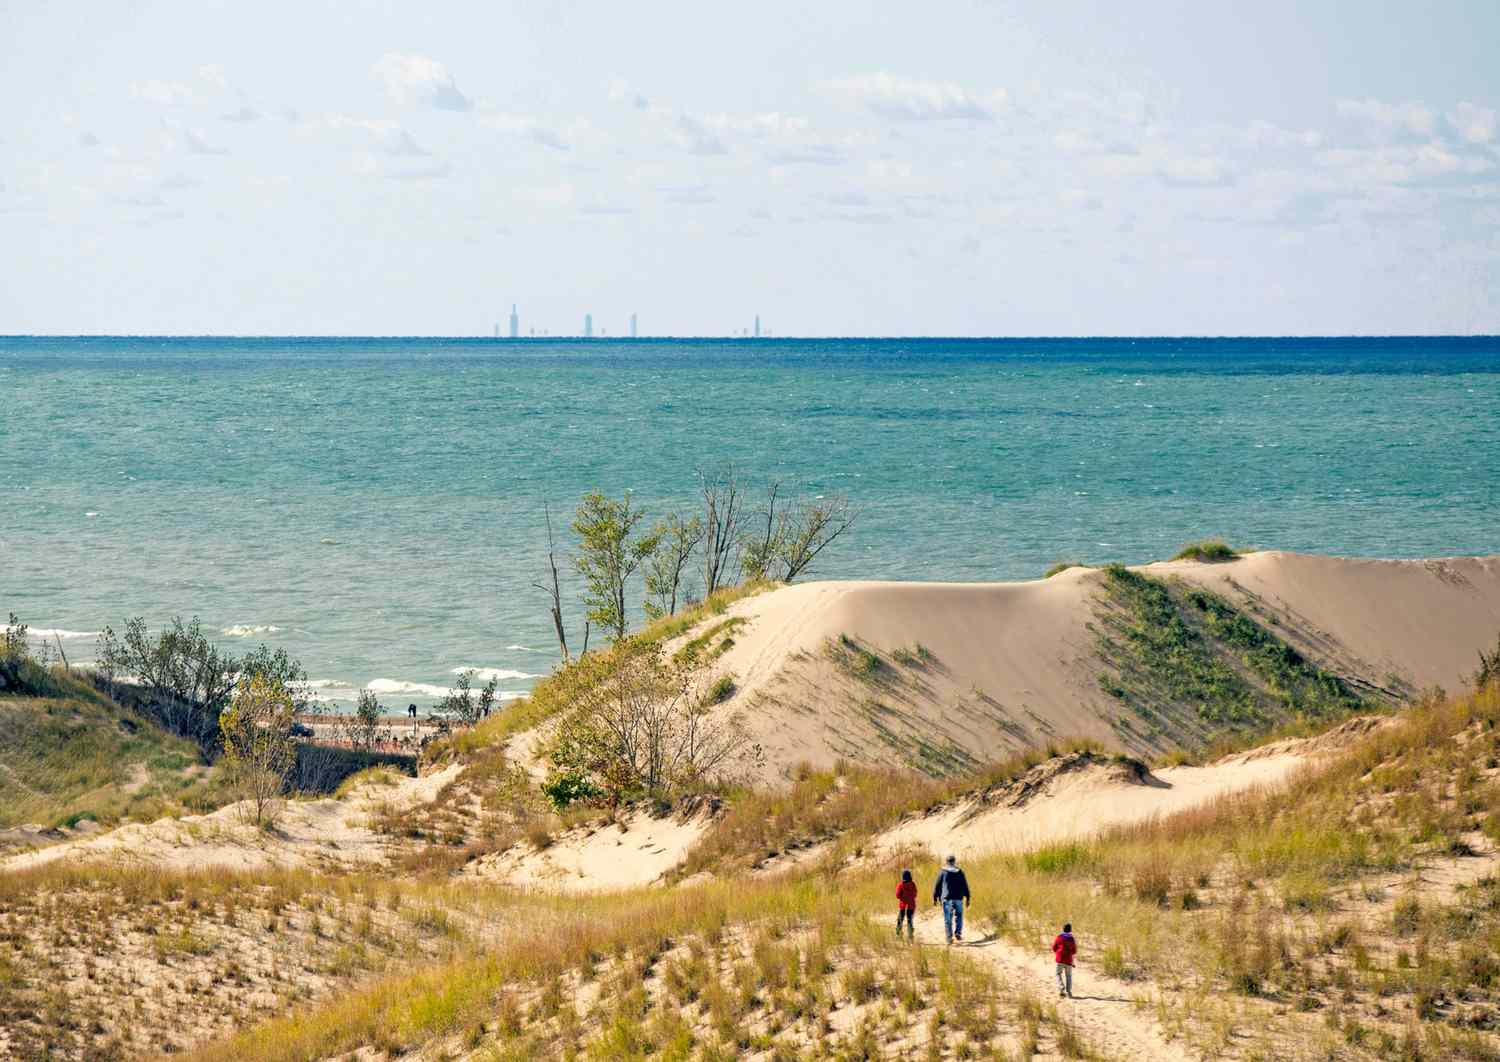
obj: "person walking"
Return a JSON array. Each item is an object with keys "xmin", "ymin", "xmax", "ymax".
[
  {"xmin": 1053, "ymin": 922, "xmax": 1077, "ymax": 998},
  {"xmin": 895, "ymin": 869, "xmax": 917, "ymax": 940},
  {"xmin": 932, "ymin": 854, "xmax": 970, "ymax": 944}
]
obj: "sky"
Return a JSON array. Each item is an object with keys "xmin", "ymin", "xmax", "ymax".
[{"xmin": 2, "ymin": 0, "xmax": 1499, "ymax": 336}]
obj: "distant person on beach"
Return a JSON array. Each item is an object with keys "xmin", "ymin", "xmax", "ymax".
[
  {"xmin": 932, "ymin": 854, "xmax": 970, "ymax": 944},
  {"xmin": 1053, "ymin": 922, "xmax": 1077, "ymax": 998},
  {"xmin": 408, "ymin": 703, "xmax": 417, "ymax": 722},
  {"xmin": 895, "ymin": 869, "xmax": 917, "ymax": 939}
]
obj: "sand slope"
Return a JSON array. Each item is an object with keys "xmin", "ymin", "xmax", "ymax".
[
  {"xmin": 0, "ymin": 763, "xmax": 462, "ymax": 874},
  {"xmin": 700, "ymin": 552, "xmax": 1500, "ymax": 783}
]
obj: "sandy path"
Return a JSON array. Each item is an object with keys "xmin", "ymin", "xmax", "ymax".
[{"xmin": 909, "ymin": 908, "xmax": 1191, "ymax": 1062}]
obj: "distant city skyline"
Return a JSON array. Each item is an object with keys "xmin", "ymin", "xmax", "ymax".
[{"xmin": 3, "ymin": 3, "xmax": 1499, "ymax": 335}]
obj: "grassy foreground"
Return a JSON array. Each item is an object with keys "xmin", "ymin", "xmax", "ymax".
[{"xmin": 160, "ymin": 681, "xmax": 1500, "ymax": 1061}]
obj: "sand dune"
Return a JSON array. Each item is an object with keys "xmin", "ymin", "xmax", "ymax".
[{"xmin": 700, "ymin": 552, "xmax": 1500, "ymax": 783}]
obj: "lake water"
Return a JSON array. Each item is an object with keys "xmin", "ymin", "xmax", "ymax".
[{"xmin": 3, "ymin": 336, "xmax": 1498, "ymax": 707}]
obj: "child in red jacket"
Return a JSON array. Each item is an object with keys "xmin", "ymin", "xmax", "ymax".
[
  {"xmin": 895, "ymin": 869, "xmax": 917, "ymax": 939},
  {"xmin": 1053, "ymin": 923, "xmax": 1077, "ymax": 997}
]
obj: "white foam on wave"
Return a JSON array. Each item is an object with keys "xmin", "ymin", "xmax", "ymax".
[
  {"xmin": 221, "ymin": 624, "xmax": 283, "ymax": 637},
  {"xmin": 4, "ymin": 625, "xmax": 101, "ymax": 640},
  {"xmin": 450, "ymin": 666, "xmax": 542, "ymax": 681},
  {"xmin": 365, "ymin": 678, "xmax": 457, "ymax": 699},
  {"xmin": 506, "ymin": 644, "xmax": 546, "ymax": 653}
]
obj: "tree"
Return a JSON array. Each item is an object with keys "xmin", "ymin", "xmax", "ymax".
[
  {"xmin": 533, "ymin": 500, "xmax": 572, "ymax": 664},
  {"xmin": 436, "ymin": 669, "xmax": 497, "ymax": 726},
  {"xmin": 777, "ymin": 494, "xmax": 856, "ymax": 582},
  {"xmin": 1475, "ymin": 631, "xmax": 1500, "ymax": 692},
  {"xmin": 546, "ymin": 642, "xmax": 761, "ymax": 803},
  {"xmin": 96, "ymin": 616, "xmax": 239, "ymax": 753},
  {"xmin": 644, "ymin": 512, "xmax": 704, "ymax": 620},
  {"xmin": 218, "ymin": 673, "xmax": 297, "ymax": 827},
  {"xmin": 739, "ymin": 482, "xmax": 783, "ymax": 581},
  {"xmin": 351, "ymin": 689, "xmax": 383, "ymax": 749},
  {"xmin": 698, "ymin": 464, "xmax": 746, "ymax": 597},
  {"xmin": 573, "ymin": 491, "xmax": 661, "ymax": 642}
]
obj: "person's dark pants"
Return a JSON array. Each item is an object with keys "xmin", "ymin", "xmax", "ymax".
[{"xmin": 896, "ymin": 907, "xmax": 914, "ymax": 938}]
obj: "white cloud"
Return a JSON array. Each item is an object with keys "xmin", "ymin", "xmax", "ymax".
[
  {"xmin": 1317, "ymin": 144, "xmax": 1495, "ymax": 186},
  {"xmin": 765, "ymin": 142, "xmax": 849, "ymax": 166},
  {"xmin": 132, "ymin": 79, "xmax": 195, "ymax": 106},
  {"xmin": 703, "ymin": 112, "xmax": 810, "ymax": 138},
  {"xmin": 1244, "ymin": 120, "xmax": 1322, "ymax": 150},
  {"xmin": 78, "ymin": 131, "xmax": 100, "ymax": 148},
  {"xmin": 675, "ymin": 114, "xmax": 727, "ymax": 156},
  {"xmin": 482, "ymin": 113, "xmax": 571, "ymax": 151},
  {"xmin": 221, "ymin": 105, "xmax": 261, "ymax": 123},
  {"xmin": 386, "ymin": 129, "xmax": 430, "ymax": 157},
  {"xmin": 827, "ymin": 72, "xmax": 999, "ymax": 121},
  {"xmin": 197, "ymin": 65, "xmax": 229, "ymax": 91},
  {"xmin": 608, "ymin": 79, "xmax": 650, "ymax": 109},
  {"xmin": 1336, "ymin": 98, "xmax": 1437, "ymax": 140},
  {"xmin": 183, "ymin": 128, "xmax": 228, "ymax": 156},
  {"xmin": 1156, "ymin": 154, "xmax": 1234, "ymax": 187},
  {"xmin": 385, "ymin": 161, "xmax": 451, "ymax": 181},
  {"xmin": 1449, "ymin": 101, "xmax": 1497, "ymax": 145},
  {"xmin": 664, "ymin": 185, "xmax": 716, "ymax": 204},
  {"xmin": 515, "ymin": 182, "xmax": 575, "ymax": 208},
  {"xmin": 579, "ymin": 202, "xmax": 633, "ymax": 215},
  {"xmin": 373, "ymin": 53, "xmax": 472, "ymax": 111}
]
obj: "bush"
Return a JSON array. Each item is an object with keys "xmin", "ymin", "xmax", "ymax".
[
  {"xmin": 704, "ymin": 674, "xmax": 737, "ymax": 705},
  {"xmin": 1171, "ymin": 538, "xmax": 1240, "ymax": 562},
  {"xmin": 541, "ymin": 770, "xmax": 603, "ymax": 810},
  {"xmin": 1044, "ymin": 561, "xmax": 1084, "ymax": 578}
]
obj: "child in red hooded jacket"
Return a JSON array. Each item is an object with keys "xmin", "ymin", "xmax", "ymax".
[
  {"xmin": 895, "ymin": 869, "xmax": 917, "ymax": 939},
  {"xmin": 1053, "ymin": 923, "xmax": 1077, "ymax": 997}
]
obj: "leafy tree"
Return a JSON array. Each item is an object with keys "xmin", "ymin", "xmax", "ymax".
[
  {"xmin": 573, "ymin": 491, "xmax": 661, "ymax": 642},
  {"xmin": 740, "ymin": 482, "xmax": 783, "ymax": 581},
  {"xmin": 1476, "ymin": 631, "xmax": 1500, "ymax": 692},
  {"xmin": 0, "ymin": 614, "xmax": 31, "ymax": 692},
  {"xmin": 352, "ymin": 689, "xmax": 383, "ymax": 749},
  {"xmin": 777, "ymin": 494, "xmax": 856, "ymax": 582},
  {"xmin": 436, "ymin": 669, "xmax": 497, "ymax": 726},
  {"xmin": 547, "ymin": 641, "xmax": 761, "ymax": 803},
  {"xmin": 644, "ymin": 512, "xmax": 704, "ymax": 619},
  {"xmin": 96, "ymin": 616, "xmax": 239, "ymax": 753},
  {"xmin": 698, "ymin": 464, "xmax": 746, "ymax": 597},
  {"xmin": 218, "ymin": 673, "xmax": 297, "ymax": 826}
]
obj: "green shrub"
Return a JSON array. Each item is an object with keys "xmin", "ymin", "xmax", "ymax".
[
  {"xmin": 704, "ymin": 674, "xmax": 737, "ymax": 705},
  {"xmin": 1044, "ymin": 561, "xmax": 1084, "ymax": 578},
  {"xmin": 1171, "ymin": 538, "xmax": 1240, "ymax": 562},
  {"xmin": 541, "ymin": 770, "xmax": 603, "ymax": 810}
]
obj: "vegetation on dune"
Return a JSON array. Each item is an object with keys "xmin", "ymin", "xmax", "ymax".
[
  {"xmin": 676, "ymin": 739, "xmax": 1111, "ymax": 880},
  {"xmin": 542, "ymin": 641, "xmax": 762, "ymax": 808},
  {"xmin": 168, "ymin": 681, "xmax": 1500, "ymax": 1061},
  {"xmin": 1170, "ymin": 537, "xmax": 1242, "ymax": 562},
  {"xmin": 1043, "ymin": 561, "xmax": 1086, "ymax": 578},
  {"xmin": 0, "ymin": 616, "xmax": 227, "ymax": 829},
  {"xmin": 1095, "ymin": 565, "xmax": 1371, "ymax": 748},
  {"xmin": 976, "ymin": 682, "xmax": 1500, "ymax": 1054}
]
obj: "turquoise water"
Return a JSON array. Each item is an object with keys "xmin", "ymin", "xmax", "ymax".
[{"xmin": 3, "ymin": 337, "xmax": 1498, "ymax": 707}]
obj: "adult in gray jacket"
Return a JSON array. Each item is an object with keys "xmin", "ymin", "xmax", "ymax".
[{"xmin": 932, "ymin": 854, "xmax": 971, "ymax": 944}]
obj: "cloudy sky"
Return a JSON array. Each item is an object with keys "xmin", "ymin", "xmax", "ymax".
[{"xmin": 3, "ymin": 1, "xmax": 1499, "ymax": 336}]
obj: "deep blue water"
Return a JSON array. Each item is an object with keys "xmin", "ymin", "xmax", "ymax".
[{"xmin": 3, "ymin": 336, "xmax": 1497, "ymax": 707}]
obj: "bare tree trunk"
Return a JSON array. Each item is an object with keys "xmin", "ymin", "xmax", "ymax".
[
  {"xmin": 700, "ymin": 464, "xmax": 745, "ymax": 597},
  {"xmin": 533, "ymin": 501, "xmax": 571, "ymax": 663}
]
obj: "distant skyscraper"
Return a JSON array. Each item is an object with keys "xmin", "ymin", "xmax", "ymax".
[
  {"xmin": 494, "ymin": 322, "xmax": 499, "ymax": 338},
  {"xmin": 630, "ymin": 313, "xmax": 637, "ymax": 339},
  {"xmin": 584, "ymin": 313, "xmax": 593, "ymax": 338},
  {"xmin": 754, "ymin": 314, "xmax": 760, "ymax": 338},
  {"xmin": 509, "ymin": 304, "xmax": 519, "ymax": 339}
]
